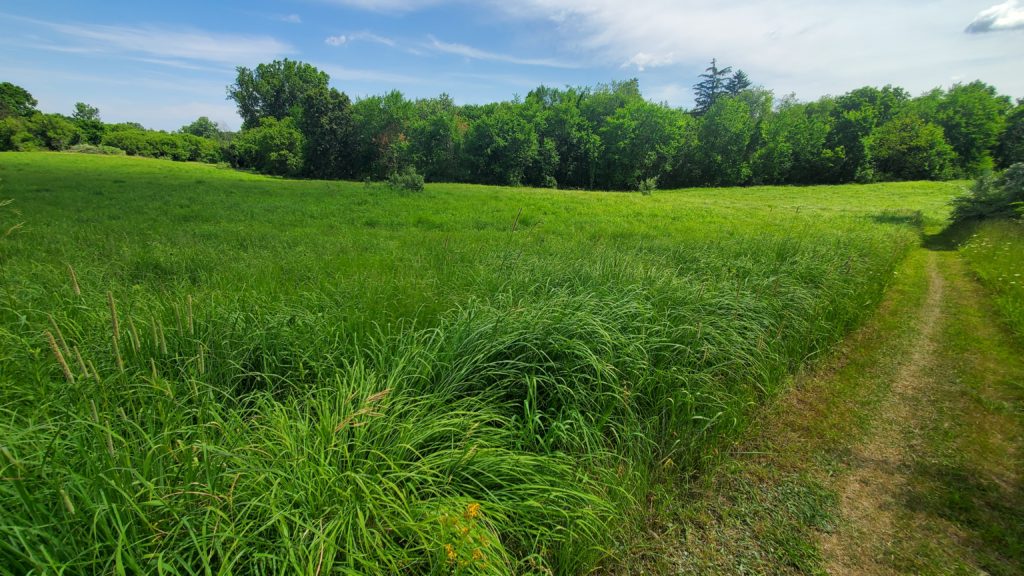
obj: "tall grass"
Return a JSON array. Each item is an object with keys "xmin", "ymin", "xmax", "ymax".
[
  {"xmin": 960, "ymin": 219, "xmax": 1024, "ymax": 338},
  {"xmin": 0, "ymin": 153, "xmax": 951, "ymax": 573}
]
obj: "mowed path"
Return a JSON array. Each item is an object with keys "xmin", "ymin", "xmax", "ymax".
[
  {"xmin": 654, "ymin": 247, "xmax": 1024, "ymax": 575},
  {"xmin": 821, "ymin": 250, "xmax": 1024, "ymax": 575}
]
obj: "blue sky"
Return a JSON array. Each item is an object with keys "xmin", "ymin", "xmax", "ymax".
[{"xmin": 1, "ymin": 0, "xmax": 1022, "ymax": 131}]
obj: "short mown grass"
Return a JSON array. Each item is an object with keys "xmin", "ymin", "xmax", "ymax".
[{"xmin": 0, "ymin": 153, "xmax": 961, "ymax": 573}]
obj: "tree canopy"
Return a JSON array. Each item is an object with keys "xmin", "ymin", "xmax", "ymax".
[
  {"xmin": 227, "ymin": 59, "xmax": 330, "ymax": 130},
  {"xmin": 4, "ymin": 62, "xmax": 1022, "ymax": 190}
]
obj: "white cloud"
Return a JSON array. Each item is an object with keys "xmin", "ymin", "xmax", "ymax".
[
  {"xmin": 426, "ymin": 35, "xmax": 578, "ymax": 68},
  {"xmin": 326, "ymin": 31, "xmax": 396, "ymax": 47},
  {"xmin": 966, "ymin": 1, "xmax": 1024, "ymax": 33},
  {"xmin": 277, "ymin": 14, "xmax": 303, "ymax": 24},
  {"xmin": 623, "ymin": 52, "xmax": 676, "ymax": 72},
  {"xmin": 476, "ymin": 0, "xmax": 1023, "ymax": 103},
  {"xmin": 4, "ymin": 14, "xmax": 294, "ymax": 64}
]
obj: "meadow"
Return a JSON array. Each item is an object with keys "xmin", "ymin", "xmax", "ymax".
[{"xmin": 0, "ymin": 153, "xmax": 963, "ymax": 574}]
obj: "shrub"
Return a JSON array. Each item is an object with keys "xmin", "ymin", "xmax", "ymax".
[
  {"xmin": 388, "ymin": 166, "xmax": 425, "ymax": 192},
  {"xmin": 101, "ymin": 130, "xmax": 154, "ymax": 157},
  {"xmin": 68, "ymin": 144, "xmax": 126, "ymax": 156},
  {"xmin": 952, "ymin": 163, "xmax": 1024, "ymax": 221},
  {"xmin": 637, "ymin": 176, "xmax": 657, "ymax": 195},
  {"xmin": 101, "ymin": 129, "xmax": 221, "ymax": 163},
  {"xmin": 29, "ymin": 114, "xmax": 80, "ymax": 151},
  {"xmin": 229, "ymin": 117, "xmax": 305, "ymax": 177}
]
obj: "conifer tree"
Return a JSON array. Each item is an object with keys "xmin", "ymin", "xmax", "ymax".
[
  {"xmin": 693, "ymin": 59, "xmax": 733, "ymax": 115},
  {"xmin": 726, "ymin": 70, "xmax": 752, "ymax": 95}
]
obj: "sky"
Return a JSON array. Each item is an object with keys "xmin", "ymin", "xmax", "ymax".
[{"xmin": 0, "ymin": 0, "xmax": 1022, "ymax": 131}]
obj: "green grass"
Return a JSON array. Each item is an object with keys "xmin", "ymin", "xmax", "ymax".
[
  {"xmin": 960, "ymin": 219, "xmax": 1024, "ymax": 338},
  {"xmin": 0, "ymin": 152, "xmax": 963, "ymax": 574}
]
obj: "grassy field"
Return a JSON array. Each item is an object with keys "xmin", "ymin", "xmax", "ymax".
[
  {"xmin": 0, "ymin": 153, "xmax": 963, "ymax": 574},
  {"xmin": 960, "ymin": 219, "xmax": 1024, "ymax": 338}
]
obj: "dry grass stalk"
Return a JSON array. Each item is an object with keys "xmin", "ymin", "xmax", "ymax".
[
  {"xmin": 45, "ymin": 330, "xmax": 75, "ymax": 384},
  {"xmin": 67, "ymin": 264, "xmax": 81, "ymax": 296}
]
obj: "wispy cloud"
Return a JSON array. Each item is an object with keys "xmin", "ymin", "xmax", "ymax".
[
  {"xmin": 316, "ymin": 63, "xmax": 423, "ymax": 84},
  {"xmin": 318, "ymin": 0, "xmax": 444, "ymax": 13},
  {"xmin": 426, "ymin": 35, "xmax": 577, "ymax": 68},
  {"xmin": 966, "ymin": 1, "xmax": 1024, "ymax": 33},
  {"xmin": 325, "ymin": 31, "xmax": 396, "ymax": 47},
  {"xmin": 623, "ymin": 52, "xmax": 676, "ymax": 72},
  {"xmin": 275, "ymin": 14, "xmax": 303, "ymax": 24},
  {"xmin": 1, "ymin": 13, "xmax": 293, "ymax": 64}
]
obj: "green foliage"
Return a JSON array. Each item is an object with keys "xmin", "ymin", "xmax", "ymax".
[
  {"xmin": 229, "ymin": 116, "xmax": 304, "ymax": 176},
  {"xmin": 352, "ymin": 90, "xmax": 416, "ymax": 179},
  {"xmin": 387, "ymin": 165, "xmax": 425, "ymax": 192},
  {"xmin": 72, "ymin": 102, "xmax": 100, "ymax": 122},
  {"xmin": 825, "ymin": 86, "xmax": 910, "ymax": 183},
  {"xmin": 408, "ymin": 94, "xmax": 465, "ymax": 183},
  {"xmin": 599, "ymin": 100, "xmax": 685, "ymax": 189},
  {"xmin": 697, "ymin": 96, "xmax": 755, "ymax": 186},
  {"xmin": 297, "ymin": 86, "xmax": 356, "ymax": 179},
  {"xmin": 952, "ymin": 163, "xmax": 1024, "ymax": 221},
  {"xmin": 100, "ymin": 129, "xmax": 221, "ymax": 163},
  {"xmin": 996, "ymin": 101, "xmax": 1024, "ymax": 169},
  {"xmin": 6, "ymin": 69, "xmax": 1024, "ymax": 189},
  {"xmin": 67, "ymin": 143, "xmax": 126, "ymax": 156},
  {"xmin": 227, "ymin": 59, "xmax": 330, "ymax": 129},
  {"xmin": 637, "ymin": 176, "xmax": 657, "ymax": 195},
  {"xmin": 0, "ymin": 82, "xmax": 37, "ymax": 118},
  {"xmin": 464, "ymin": 103, "xmax": 538, "ymax": 186},
  {"xmin": 751, "ymin": 96, "xmax": 835, "ymax": 184},
  {"xmin": 527, "ymin": 86, "xmax": 602, "ymax": 189},
  {"xmin": 180, "ymin": 116, "xmax": 221, "ymax": 139},
  {"xmin": 726, "ymin": 70, "xmax": 752, "ymax": 95},
  {"xmin": 693, "ymin": 59, "xmax": 733, "ymax": 115},
  {"xmin": 934, "ymin": 81, "xmax": 1011, "ymax": 175},
  {"xmin": 867, "ymin": 114, "xmax": 955, "ymax": 181},
  {"xmin": 31, "ymin": 113, "xmax": 80, "ymax": 151}
]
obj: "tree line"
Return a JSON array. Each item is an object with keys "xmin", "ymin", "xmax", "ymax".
[{"xmin": 3, "ymin": 59, "xmax": 1023, "ymax": 190}]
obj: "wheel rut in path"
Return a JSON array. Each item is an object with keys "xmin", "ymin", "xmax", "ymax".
[{"xmin": 821, "ymin": 251, "xmax": 945, "ymax": 576}]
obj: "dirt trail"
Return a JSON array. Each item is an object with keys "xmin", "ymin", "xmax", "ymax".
[{"xmin": 821, "ymin": 252, "xmax": 945, "ymax": 575}]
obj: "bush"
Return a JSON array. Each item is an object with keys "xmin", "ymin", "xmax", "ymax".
[
  {"xmin": 952, "ymin": 163, "xmax": 1024, "ymax": 221},
  {"xmin": 637, "ymin": 176, "xmax": 657, "ymax": 196},
  {"xmin": 100, "ymin": 130, "xmax": 221, "ymax": 163},
  {"xmin": 388, "ymin": 166, "xmax": 425, "ymax": 192},
  {"xmin": 68, "ymin": 144, "xmax": 126, "ymax": 156},
  {"xmin": 101, "ymin": 129, "xmax": 153, "ymax": 156},
  {"xmin": 229, "ymin": 117, "xmax": 304, "ymax": 177}
]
